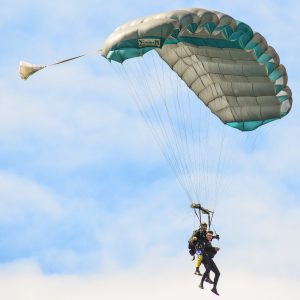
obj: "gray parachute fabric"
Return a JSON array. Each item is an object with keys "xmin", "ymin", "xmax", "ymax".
[{"xmin": 102, "ymin": 8, "xmax": 292, "ymax": 131}]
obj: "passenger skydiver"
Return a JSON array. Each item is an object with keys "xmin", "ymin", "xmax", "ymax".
[{"xmin": 199, "ymin": 230, "xmax": 221, "ymax": 296}]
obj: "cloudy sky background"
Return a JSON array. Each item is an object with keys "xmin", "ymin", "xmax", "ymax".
[{"xmin": 1, "ymin": 0, "xmax": 300, "ymax": 299}]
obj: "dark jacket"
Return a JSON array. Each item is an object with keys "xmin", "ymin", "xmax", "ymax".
[
  {"xmin": 203, "ymin": 240, "xmax": 218, "ymax": 259},
  {"xmin": 188, "ymin": 229, "xmax": 206, "ymax": 255}
]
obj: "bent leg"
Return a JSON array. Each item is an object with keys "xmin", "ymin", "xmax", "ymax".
[
  {"xmin": 196, "ymin": 254, "xmax": 202, "ymax": 268},
  {"xmin": 210, "ymin": 260, "xmax": 220, "ymax": 288},
  {"xmin": 200, "ymin": 257, "xmax": 211, "ymax": 287}
]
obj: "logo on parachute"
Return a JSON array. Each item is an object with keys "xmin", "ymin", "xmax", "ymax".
[{"xmin": 138, "ymin": 38, "xmax": 161, "ymax": 48}]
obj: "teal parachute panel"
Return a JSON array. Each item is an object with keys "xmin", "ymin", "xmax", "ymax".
[{"xmin": 102, "ymin": 8, "xmax": 292, "ymax": 131}]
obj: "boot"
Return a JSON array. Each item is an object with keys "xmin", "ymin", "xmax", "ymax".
[
  {"xmin": 194, "ymin": 267, "xmax": 202, "ymax": 276},
  {"xmin": 205, "ymin": 277, "xmax": 214, "ymax": 284},
  {"xmin": 211, "ymin": 287, "xmax": 219, "ymax": 296}
]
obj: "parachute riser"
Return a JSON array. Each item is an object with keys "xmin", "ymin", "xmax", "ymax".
[{"xmin": 191, "ymin": 203, "xmax": 214, "ymax": 230}]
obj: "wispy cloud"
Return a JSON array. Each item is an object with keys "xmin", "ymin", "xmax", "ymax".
[{"xmin": 0, "ymin": 171, "xmax": 62, "ymax": 221}]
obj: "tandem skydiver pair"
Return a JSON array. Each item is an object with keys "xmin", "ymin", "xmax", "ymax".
[{"xmin": 188, "ymin": 203, "xmax": 220, "ymax": 296}]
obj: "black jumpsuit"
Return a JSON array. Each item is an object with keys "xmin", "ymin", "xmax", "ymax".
[{"xmin": 200, "ymin": 240, "xmax": 220, "ymax": 289}]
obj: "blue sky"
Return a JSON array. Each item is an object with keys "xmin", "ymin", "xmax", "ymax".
[{"xmin": 1, "ymin": 1, "xmax": 300, "ymax": 299}]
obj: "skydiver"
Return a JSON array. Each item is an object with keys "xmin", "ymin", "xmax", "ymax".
[
  {"xmin": 188, "ymin": 222, "xmax": 208, "ymax": 276},
  {"xmin": 188, "ymin": 223, "xmax": 219, "ymax": 281},
  {"xmin": 199, "ymin": 230, "xmax": 220, "ymax": 296}
]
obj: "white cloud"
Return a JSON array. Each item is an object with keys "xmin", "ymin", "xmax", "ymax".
[
  {"xmin": 0, "ymin": 172, "xmax": 62, "ymax": 221},
  {"xmin": 0, "ymin": 255, "xmax": 299, "ymax": 300},
  {"xmin": 0, "ymin": 60, "xmax": 163, "ymax": 172}
]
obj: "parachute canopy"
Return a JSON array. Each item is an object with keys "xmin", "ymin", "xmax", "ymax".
[{"xmin": 102, "ymin": 8, "xmax": 292, "ymax": 131}]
